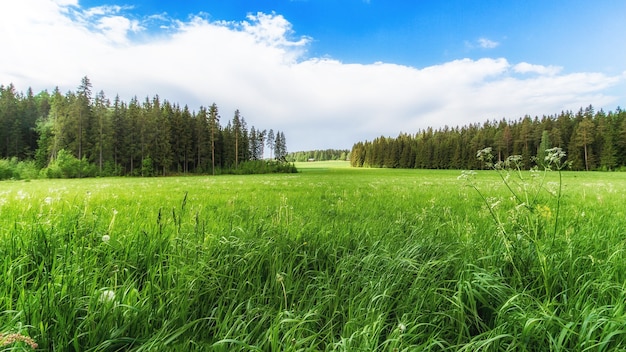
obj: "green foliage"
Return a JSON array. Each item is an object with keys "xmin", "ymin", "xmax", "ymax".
[
  {"xmin": 42, "ymin": 149, "xmax": 96, "ymax": 178},
  {"xmin": 141, "ymin": 157, "xmax": 154, "ymax": 177},
  {"xmin": 0, "ymin": 158, "xmax": 40, "ymax": 180},
  {"xmin": 286, "ymin": 149, "xmax": 350, "ymax": 162},
  {"xmin": 352, "ymin": 106, "xmax": 626, "ymax": 171},
  {"xmin": 0, "ymin": 158, "xmax": 17, "ymax": 180},
  {"xmin": 225, "ymin": 160, "xmax": 297, "ymax": 174},
  {"xmin": 1, "ymin": 79, "xmax": 290, "ymax": 179}
]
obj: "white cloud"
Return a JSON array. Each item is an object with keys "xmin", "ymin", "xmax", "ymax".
[
  {"xmin": 514, "ymin": 62, "xmax": 562, "ymax": 76},
  {"xmin": 477, "ymin": 37, "xmax": 499, "ymax": 49},
  {"xmin": 52, "ymin": 0, "xmax": 77, "ymax": 6},
  {"xmin": 0, "ymin": 0, "xmax": 623, "ymax": 151},
  {"xmin": 83, "ymin": 5, "xmax": 125, "ymax": 17},
  {"xmin": 96, "ymin": 16, "xmax": 143, "ymax": 44}
]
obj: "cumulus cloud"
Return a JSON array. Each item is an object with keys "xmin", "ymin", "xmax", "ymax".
[{"xmin": 0, "ymin": 0, "xmax": 623, "ymax": 151}]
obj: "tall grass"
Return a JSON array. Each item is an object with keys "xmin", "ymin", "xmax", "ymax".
[{"xmin": 0, "ymin": 166, "xmax": 625, "ymax": 350}]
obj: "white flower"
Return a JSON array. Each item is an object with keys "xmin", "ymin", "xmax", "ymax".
[
  {"xmin": 44, "ymin": 196, "xmax": 53, "ymax": 204},
  {"xmin": 476, "ymin": 147, "xmax": 493, "ymax": 161},
  {"xmin": 398, "ymin": 323, "xmax": 406, "ymax": 334},
  {"xmin": 457, "ymin": 170, "xmax": 477, "ymax": 181},
  {"xmin": 99, "ymin": 289, "xmax": 115, "ymax": 303},
  {"xmin": 102, "ymin": 234, "xmax": 110, "ymax": 242}
]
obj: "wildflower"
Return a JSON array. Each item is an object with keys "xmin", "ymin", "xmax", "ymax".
[
  {"xmin": 546, "ymin": 182, "xmax": 559, "ymax": 196},
  {"xmin": 44, "ymin": 196, "xmax": 53, "ymax": 204},
  {"xmin": 398, "ymin": 323, "xmax": 406, "ymax": 334},
  {"xmin": 0, "ymin": 332, "xmax": 38, "ymax": 349},
  {"xmin": 536, "ymin": 204, "xmax": 552, "ymax": 220},
  {"xmin": 487, "ymin": 197, "xmax": 501, "ymax": 209},
  {"xmin": 102, "ymin": 234, "xmax": 110, "ymax": 242},
  {"xmin": 99, "ymin": 289, "xmax": 116, "ymax": 303},
  {"xmin": 505, "ymin": 155, "xmax": 523, "ymax": 167},
  {"xmin": 457, "ymin": 170, "xmax": 477, "ymax": 181},
  {"xmin": 476, "ymin": 147, "xmax": 494, "ymax": 163},
  {"xmin": 545, "ymin": 147, "xmax": 566, "ymax": 164}
]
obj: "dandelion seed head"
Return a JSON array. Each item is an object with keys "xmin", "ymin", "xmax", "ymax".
[
  {"xmin": 102, "ymin": 235, "xmax": 110, "ymax": 242},
  {"xmin": 99, "ymin": 289, "xmax": 116, "ymax": 303}
]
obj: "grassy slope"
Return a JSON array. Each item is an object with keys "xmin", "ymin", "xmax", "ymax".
[{"xmin": 0, "ymin": 167, "xmax": 625, "ymax": 350}]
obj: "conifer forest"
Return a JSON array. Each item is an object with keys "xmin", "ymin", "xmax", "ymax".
[
  {"xmin": 350, "ymin": 105, "xmax": 626, "ymax": 171},
  {"xmin": 0, "ymin": 77, "xmax": 289, "ymax": 179}
]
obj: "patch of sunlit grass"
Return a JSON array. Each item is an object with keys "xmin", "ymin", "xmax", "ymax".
[{"xmin": 0, "ymin": 167, "xmax": 625, "ymax": 350}]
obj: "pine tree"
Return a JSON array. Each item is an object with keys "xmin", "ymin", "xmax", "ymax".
[
  {"xmin": 93, "ymin": 90, "xmax": 112, "ymax": 174},
  {"xmin": 0, "ymin": 84, "xmax": 19, "ymax": 158},
  {"xmin": 275, "ymin": 131, "xmax": 287, "ymax": 161},
  {"xmin": 232, "ymin": 110, "xmax": 242, "ymax": 168},
  {"xmin": 266, "ymin": 129, "xmax": 275, "ymax": 159},
  {"xmin": 536, "ymin": 130, "xmax": 551, "ymax": 167},
  {"xmin": 153, "ymin": 99, "xmax": 172, "ymax": 176},
  {"xmin": 195, "ymin": 106, "xmax": 211, "ymax": 172},
  {"xmin": 111, "ymin": 95, "xmax": 127, "ymax": 174},
  {"xmin": 126, "ymin": 97, "xmax": 141, "ymax": 175},
  {"xmin": 572, "ymin": 117, "xmax": 595, "ymax": 171},
  {"xmin": 208, "ymin": 103, "xmax": 220, "ymax": 175},
  {"xmin": 75, "ymin": 76, "xmax": 93, "ymax": 162}
]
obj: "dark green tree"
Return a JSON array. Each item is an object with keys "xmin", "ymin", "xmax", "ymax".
[
  {"xmin": 93, "ymin": 90, "xmax": 112, "ymax": 174},
  {"xmin": 572, "ymin": 116, "xmax": 595, "ymax": 171},
  {"xmin": 208, "ymin": 103, "xmax": 220, "ymax": 175}
]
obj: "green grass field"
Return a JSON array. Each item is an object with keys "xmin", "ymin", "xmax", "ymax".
[{"xmin": 1, "ymin": 164, "xmax": 626, "ymax": 351}]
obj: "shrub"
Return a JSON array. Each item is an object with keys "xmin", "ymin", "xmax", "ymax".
[
  {"xmin": 228, "ymin": 160, "xmax": 298, "ymax": 175},
  {"xmin": 0, "ymin": 158, "xmax": 17, "ymax": 180},
  {"xmin": 15, "ymin": 160, "xmax": 40, "ymax": 180},
  {"xmin": 45, "ymin": 149, "xmax": 96, "ymax": 178}
]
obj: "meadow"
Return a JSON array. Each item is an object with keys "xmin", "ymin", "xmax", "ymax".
[{"xmin": 1, "ymin": 160, "xmax": 626, "ymax": 351}]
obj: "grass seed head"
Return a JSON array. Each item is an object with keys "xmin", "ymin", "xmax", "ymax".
[{"xmin": 0, "ymin": 333, "xmax": 38, "ymax": 349}]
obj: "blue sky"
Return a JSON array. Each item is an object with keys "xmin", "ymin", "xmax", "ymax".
[
  {"xmin": 74, "ymin": 0, "xmax": 625, "ymax": 73},
  {"xmin": 1, "ymin": 0, "xmax": 624, "ymax": 151}
]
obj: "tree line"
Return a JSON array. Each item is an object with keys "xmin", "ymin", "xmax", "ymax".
[
  {"xmin": 286, "ymin": 149, "xmax": 350, "ymax": 162},
  {"xmin": 0, "ymin": 77, "xmax": 292, "ymax": 178},
  {"xmin": 350, "ymin": 105, "xmax": 626, "ymax": 171}
]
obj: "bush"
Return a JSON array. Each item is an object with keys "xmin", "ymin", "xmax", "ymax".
[
  {"xmin": 15, "ymin": 160, "xmax": 40, "ymax": 180},
  {"xmin": 141, "ymin": 157, "xmax": 154, "ymax": 177},
  {"xmin": 0, "ymin": 158, "xmax": 17, "ymax": 180},
  {"xmin": 45, "ymin": 149, "xmax": 96, "ymax": 178},
  {"xmin": 227, "ymin": 160, "xmax": 298, "ymax": 175},
  {"xmin": 0, "ymin": 158, "xmax": 45, "ymax": 181}
]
